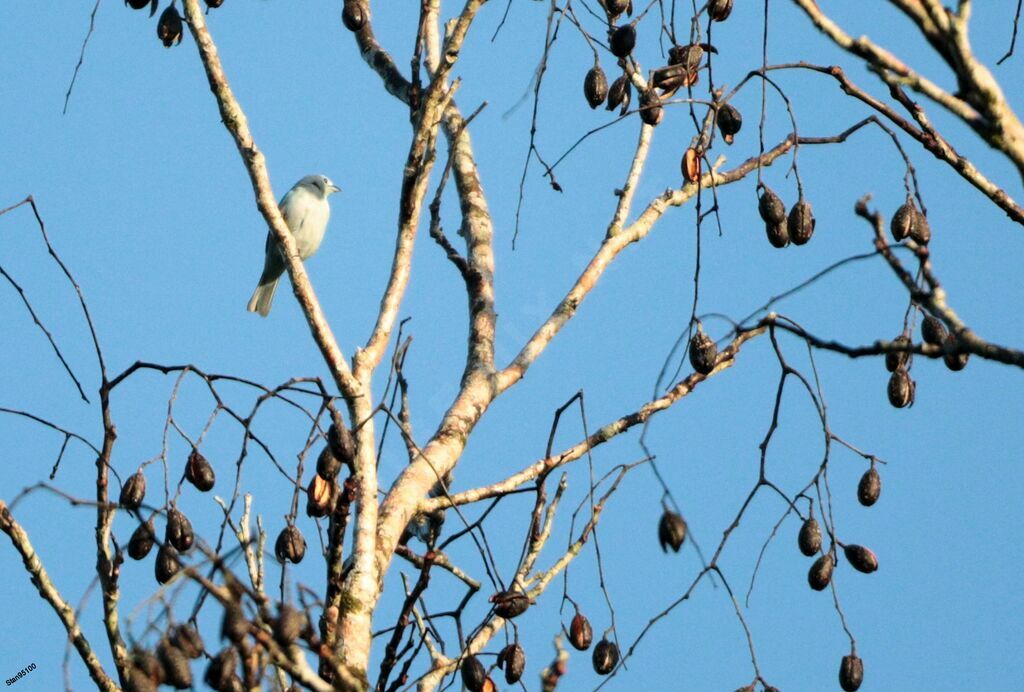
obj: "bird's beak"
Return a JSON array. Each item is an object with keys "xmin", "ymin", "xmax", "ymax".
[{"xmin": 329, "ymin": 183, "xmax": 341, "ymax": 194}]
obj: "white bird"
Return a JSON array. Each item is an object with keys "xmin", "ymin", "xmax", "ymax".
[{"xmin": 247, "ymin": 174, "xmax": 341, "ymax": 317}]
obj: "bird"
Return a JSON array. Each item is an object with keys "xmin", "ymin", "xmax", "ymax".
[{"xmin": 246, "ymin": 174, "xmax": 341, "ymax": 316}]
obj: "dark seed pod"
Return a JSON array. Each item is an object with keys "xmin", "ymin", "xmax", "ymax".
[
  {"xmin": 206, "ymin": 0, "xmax": 225, "ymax": 7},
  {"xmin": 128, "ymin": 520, "xmax": 156, "ymax": 560},
  {"xmin": 910, "ymin": 208, "xmax": 931, "ymax": 244},
  {"xmin": 798, "ymin": 517, "xmax": 822, "ymax": 557},
  {"xmin": 342, "ymin": 1, "xmax": 366, "ymax": 32},
  {"xmin": 709, "ymin": 0, "xmax": 734, "ymax": 21},
  {"xmin": 204, "ymin": 647, "xmax": 238, "ymax": 692},
  {"xmin": 498, "ymin": 643, "xmax": 526, "ymax": 684},
  {"xmin": 943, "ymin": 333, "xmax": 969, "ymax": 371},
  {"xmin": 606, "ymin": 74, "xmax": 632, "ymax": 115},
  {"xmin": 157, "ymin": 639, "xmax": 192, "ymax": 689},
  {"xmin": 887, "ymin": 367, "xmax": 915, "ymax": 408},
  {"xmin": 120, "ymin": 471, "xmax": 147, "ymax": 511},
  {"xmin": 221, "ymin": 603, "xmax": 248, "ymax": 643},
  {"xmin": 157, "ymin": 5, "xmax": 183, "ymax": 48},
  {"xmin": 610, "ymin": 24, "xmax": 637, "ymax": 58},
  {"xmin": 844, "ymin": 544, "xmax": 879, "ymax": 573},
  {"xmin": 886, "ymin": 335, "xmax": 911, "ymax": 372},
  {"xmin": 716, "ymin": 103, "xmax": 742, "ymax": 144},
  {"xmin": 169, "ymin": 623, "xmax": 204, "ymax": 659},
  {"xmin": 765, "ymin": 221, "xmax": 789, "ymax": 248},
  {"xmin": 857, "ymin": 467, "xmax": 881, "ymax": 507},
  {"xmin": 166, "ymin": 507, "xmax": 194, "ymax": 552},
  {"xmin": 126, "ymin": 0, "xmax": 150, "ymax": 9},
  {"xmin": 605, "ymin": 0, "xmax": 630, "ymax": 17},
  {"xmin": 788, "ymin": 199, "xmax": 816, "ymax": 245},
  {"xmin": 689, "ymin": 328, "xmax": 717, "ymax": 375},
  {"xmin": 592, "ymin": 638, "xmax": 619, "ymax": 676},
  {"xmin": 306, "ymin": 473, "xmax": 334, "ymax": 518},
  {"xmin": 658, "ymin": 509, "xmax": 687, "ymax": 552},
  {"xmin": 490, "ymin": 590, "xmax": 530, "ymax": 619},
  {"xmin": 639, "ymin": 89, "xmax": 663, "ymax": 126},
  {"xmin": 682, "ymin": 147, "xmax": 701, "ymax": 184},
  {"xmin": 921, "ymin": 315, "xmax": 947, "ymax": 346},
  {"xmin": 569, "ymin": 612, "xmax": 594, "ymax": 650},
  {"xmin": 890, "ymin": 198, "xmax": 916, "ymax": 242},
  {"xmin": 155, "ymin": 544, "xmax": 181, "ymax": 584},
  {"xmin": 808, "ymin": 553, "xmax": 834, "ymax": 591},
  {"xmin": 125, "ymin": 666, "xmax": 159, "ymax": 692},
  {"xmin": 460, "ymin": 655, "xmax": 487, "ymax": 692},
  {"xmin": 584, "ymin": 65, "xmax": 609, "ymax": 109},
  {"xmin": 840, "ymin": 653, "xmax": 864, "ymax": 691},
  {"xmin": 316, "ymin": 446, "xmax": 342, "ymax": 480},
  {"xmin": 275, "ymin": 524, "xmax": 306, "ymax": 564},
  {"xmin": 327, "ymin": 421, "xmax": 356, "ymax": 471},
  {"xmin": 274, "ymin": 604, "xmax": 304, "ymax": 646},
  {"xmin": 131, "ymin": 647, "xmax": 165, "ymax": 687},
  {"xmin": 185, "ymin": 449, "xmax": 215, "ymax": 492},
  {"xmin": 757, "ymin": 187, "xmax": 787, "ymax": 225}
]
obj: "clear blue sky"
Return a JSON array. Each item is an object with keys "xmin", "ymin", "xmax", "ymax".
[{"xmin": 1, "ymin": 2, "xmax": 1022, "ymax": 690}]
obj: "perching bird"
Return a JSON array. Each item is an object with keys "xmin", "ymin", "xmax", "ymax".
[{"xmin": 246, "ymin": 174, "xmax": 341, "ymax": 316}]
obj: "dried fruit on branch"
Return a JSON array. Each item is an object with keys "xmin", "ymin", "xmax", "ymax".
[
  {"xmin": 275, "ymin": 524, "xmax": 306, "ymax": 564},
  {"xmin": 221, "ymin": 603, "xmax": 248, "ymax": 643},
  {"xmin": 185, "ymin": 449, "xmax": 215, "ymax": 492},
  {"xmin": 921, "ymin": 315, "xmax": 947, "ymax": 346},
  {"xmin": 592, "ymin": 638, "xmax": 620, "ymax": 675},
  {"xmin": 205, "ymin": 0, "xmax": 224, "ymax": 7},
  {"xmin": 157, "ymin": 639, "xmax": 192, "ymax": 689},
  {"xmin": 569, "ymin": 612, "xmax": 594, "ymax": 650},
  {"xmin": 316, "ymin": 446, "xmax": 342, "ymax": 480},
  {"xmin": 716, "ymin": 103, "xmax": 742, "ymax": 144},
  {"xmin": 490, "ymin": 590, "xmax": 530, "ymax": 619},
  {"xmin": 306, "ymin": 473, "xmax": 335, "ymax": 518},
  {"xmin": 757, "ymin": 186, "xmax": 787, "ymax": 225},
  {"xmin": 125, "ymin": 0, "xmax": 158, "ymax": 16},
  {"xmin": 606, "ymin": 74, "xmax": 632, "ymax": 115},
  {"xmin": 273, "ymin": 604, "xmax": 305, "ymax": 646},
  {"xmin": 128, "ymin": 520, "xmax": 156, "ymax": 560},
  {"xmin": 498, "ymin": 643, "xmax": 526, "ymax": 684},
  {"xmin": 166, "ymin": 507, "xmax": 194, "ymax": 552},
  {"xmin": 689, "ymin": 328, "xmax": 717, "ymax": 374},
  {"xmin": 885, "ymin": 335, "xmax": 911, "ymax": 372},
  {"xmin": 910, "ymin": 208, "xmax": 932, "ymax": 244},
  {"xmin": 157, "ymin": 5, "xmax": 183, "ymax": 48},
  {"xmin": 120, "ymin": 471, "xmax": 147, "ymax": 510},
  {"xmin": 798, "ymin": 516, "xmax": 822, "ymax": 557},
  {"xmin": 943, "ymin": 333, "xmax": 969, "ymax": 371},
  {"xmin": 610, "ymin": 24, "xmax": 637, "ymax": 58},
  {"xmin": 204, "ymin": 647, "xmax": 238, "ymax": 691},
  {"xmin": 584, "ymin": 64, "xmax": 609, "ymax": 109},
  {"xmin": 788, "ymin": 199, "xmax": 816, "ymax": 245},
  {"xmin": 843, "ymin": 544, "xmax": 878, "ymax": 573},
  {"xmin": 765, "ymin": 221, "xmax": 789, "ymax": 248},
  {"xmin": 130, "ymin": 647, "xmax": 164, "ymax": 689},
  {"xmin": 460, "ymin": 655, "xmax": 487, "ymax": 692},
  {"xmin": 709, "ymin": 0, "xmax": 734, "ymax": 21},
  {"xmin": 342, "ymin": 1, "xmax": 366, "ymax": 32},
  {"xmin": 682, "ymin": 147, "xmax": 702, "ymax": 184},
  {"xmin": 658, "ymin": 509, "xmax": 688, "ymax": 552},
  {"xmin": 328, "ymin": 421, "xmax": 356, "ymax": 470},
  {"xmin": 839, "ymin": 653, "xmax": 864, "ymax": 691},
  {"xmin": 857, "ymin": 467, "xmax": 881, "ymax": 507},
  {"xmin": 639, "ymin": 89, "xmax": 664, "ymax": 126},
  {"xmin": 605, "ymin": 0, "xmax": 630, "ymax": 18},
  {"xmin": 887, "ymin": 367, "xmax": 915, "ymax": 408},
  {"xmin": 890, "ymin": 198, "xmax": 916, "ymax": 242},
  {"xmin": 155, "ymin": 544, "xmax": 181, "ymax": 584},
  {"xmin": 808, "ymin": 554, "xmax": 834, "ymax": 591},
  {"xmin": 169, "ymin": 623, "xmax": 204, "ymax": 659}
]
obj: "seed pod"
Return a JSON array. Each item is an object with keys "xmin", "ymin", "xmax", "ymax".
[
  {"xmin": 460, "ymin": 655, "xmax": 487, "ymax": 692},
  {"xmin": 274, "ymin": 604, "xmax": 304, "ymax": 646},
  {"xmin": 857, "ymin": 467, "xmax": 881, "ymax": 507},
  {"xmin": 131, "ymin": 647, "xmax": 165, "ymax": 687},
  {"xmin": 275, "ymin": 524, "xmax": 306, "ymax": 564},
  {"xmin": 185, "ymin": 449, "xmax": 215, "ymax": 492},
  {"xmin": 169, "ymin": 623, "xmax": 204, "ymax": 659},
  {"xmin": 125, "ymin": 666, "xmax": 159, "ymax": 692},
  {"xmin": 155, "ymin": 544, "xmax": 181, "ymax": 584},
  {"xmin": 885, "ymin": 335, "xmax": 911, "ymax": 372},
  {"xmin": 798, "ymin": 517, "xmax": 822, "ymax": 557},
  {"xmin": 658, "ymin": 509, "xmax": 687, "ymax": 552},
  {"xmin": 306, "ymin": 473, "xmax": 334, "ymax": 518},
  {"xmin": 639, "ymin": 89, "xmax": 664, "ymax": 125},
  {"xmin": 206, "ymin": 0, "xmax": 225, "ymax": 7},
  {"xmin": 765, "ymin": 221, "xmax": 789, "ymax": 248},
  {"xmin": 910, "ymin": 208, "xmax": 931, "ymax": 244},
  {"xmin": 327, "ymin": 421, "xmax": 356, "ymax": 471},
  {"xmin": 757, "ymin": 187, "xmax": 787, "ymax": 225},
  {"xmin": 166, "ymin": 507, "xmax": 194, "ymax": 552},
  {"xmin": 481, "ymin": 677, "xmax": 496, "ymax": 692},
  {"xmin": 316, "ymin": 446, "xmax": 342, "ymax": 480},
  {"xmin": 651, "ymin": 64, "xmax": 690, "ymax": 93},
  {"xmin": 840, "ymin": 653, "xmax": 864, "ymax": 691},
  {"xmin": 943, "ymin": 333, "xmax": 969, "ymax": 371},
  {"xmin": 610, "ymin": 24, "xmax": 637, "ymax": 58},
  {"xmin": 204, "ymin": 647, "xmax": 238, "ymax": 692},
  {"xmin": 157, "ymin": 5, "xmax": 183, "ymax": 48},
  {"xmin": 716, "ymin": 103, "xmax": 742, "ymax": 144},
  {"xmin": 128, "ymin": 520, "xmax": 156, "ymax": 560},
  {"xmin": 569, "ymin": 612, "xmax": 594, "ymax": 650},
  {"xmin": 890, "ymin": 198, "xmax": 916, "ymax": 242},
  {"xmin": 807, "ymin": 553, "xmax": 834, "ymax": 591},
  {"xmin": 921, "ymin": 315, "xmax": 947, "ymax": 346},
  {"xmin": 689, "ymin": 328, "xmax": 717, "ymax": 375},
  {"xmin": 584, "ymin": 64, "xmax": 609, "ymax": 109},
  {"xmin": 887, "ymin": 367, "xmax": 915, "ymax": 408},
  {"xmin": 606, "ymin": 74, "xmax": 631, "ymax": 115},
  {"xmin": 120, "ymin": 471, "xmax": 147, "ymax": 511},
  {"xmin": 844, "ymin": 544, "xmax": 878, "ymax": 573},
  {"xmin": 125, "ymin": 0, "xmax": 158, "ymax": 17},
  {"xmin": 605, "ymin": 0, "xmax": 630, "ymax": 17},
  {"xmin": 788, "ymin": 199, "xmax": 816, "ymax": 245},
  {"xmin": 342, "ymin": 1, "xmax": 366, "ymax": 32},
  {"xmin": 498, "ymin": 643, "xmax": 526, "ymax": 684},
  {"xmin": 682, "ymin": 147, "xmax": 701, "ymax": 184},
  {"xmin": 709, "ymin": 0, "xmax": 734, "ymax": 21},
  {"xmin": 221, "ymin": 603, "xmax": 248, "ymax": 643},
  {"xmin": 490, "ymin": 590, "xmax": 530, "ymax": 619},
  {"xmin": 157, "ymin": 639, "xmax": 192, "ymax": 689},
  {"xmin": 592, "ymin": 638, "xmax": 619, "ymax": 675}
]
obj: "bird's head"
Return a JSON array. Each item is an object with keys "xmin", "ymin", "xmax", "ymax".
[{"xmin": 298, "ymin": 174, "xmax": 342, "ymax": 198}]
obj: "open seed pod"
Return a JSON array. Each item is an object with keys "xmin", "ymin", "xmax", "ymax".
[
  {"xmin": 166, "ymin": 507, "xmax": 194, "ymax": 552},
  {"xmin": 788, "ymin": 199, "xmax": 816, "ymax": 245},
  {"xmin": 342, "ymin": 1, "xmax": 366, "ymax": 32},
  {"xmin": 843, "ymin": 544, "xmax": 878, "ymax": 573},
  {"xmin": 275, "ymin": 524, "xmax": 306, "ymax": 564},
  {"xmin": 910, "ymin": 208, "xmax": 931, "ymax": 244},
  {"xmin": 885, "ymin": 335, "xmax": 911, "ymax": 372},
  {"xmin": 658, "ymin": 509, "xmax": 687, "ymax": 552},
  {"xmin": 716, "ymin": 103, "xmax": 742, "ymax": 144},
  {"xmin": 807, "ymin": 553, "xmax": 834, "ymax": 591},
  {"xmin": 689, "ymin": 327, "xmax": 717, "ymax": 375},
  {"xmin": 592, "ymin": 638, "xmax": 619, "ymax": 675},
  {"xmin": 682, "ymin": 147, "xmax": 702, "ymax": 184},
  {"xmin": 798, "ymin": 516, "xmax": 822, "ymax": 557},
  {"xmin": 943, "ymin": 333, "xmax": 969, "ymax": 371},
  {"xmin": 157, "ymin": 639, "xmax": 192, "ymax": 689},
  {"xmin": 185, "ymin": 449, "xmax": 215, "ymax": 492},
  {"xmin": 890, "ymin": 198, "xmax": 916, "ymax": 242},
  {"xmin": 460, "ymin": 655, "xmax": 487, "ymax": 692},
  {"xmin": 921, "ymin": 315, "xmax": 947, "ymax": 346},
  {"xmin": 569, "ymin": 611, "xmax": 594, "ymax": 650},
  {"xmin": 490, "ymin": 589, "xmax": 530, "ymax": 619},
  {"xmin": 157, "ymin": 5, "xmax": 183, "ymax": 48},
  {"xmin": 169, "ymin": 623, "xmax": 204, "ymax": 659},
  {"xmin": 584, "ymin": 64, "xmax": 609, "ymax": 108},
  {"xmin": 610, "ymin": 24, "xmax": 637, "ymax": 58},
  {"xmin": 120, "ymin": 471, "xmax": 147, "ymax": 511},
  {"xmin": 639, "ymin": 89, "xmax": 664, "ymax": 125},
  {"xmin": 128, "ymin": 519, "xmax": 156, "ymax": 560},
  {"xmin": 498, "ymin": 643, "xmax": 526, "ymax": 684},
  {"xmin": 204, "ymin": 647, "xmax": 238, "ymax": 692},
  {"xmin": 606, "ymin": 74, "xmax": 632, "ymax": 115},
  {"xmin": 709, "ymin": 0, "xmax": 734, "ymax": 21},
  {"xmin": 839, "ymin": 653, "xmax": 864, "ymax": 691},
  {"xmin": 306, "ymin": 473, "xmax": 335, "ymax": 518},
  {"xmin": 155, "ymin": 544, "xmax": 181, "ymax": 584},
  {"xmin": 887, "ymin": 367, "xmax": 915, "ymax": 408},
  {"xmin": 857, "ymin": 467, "xmax": 882, "ymax": 507},
  {"xmin": 757, "ymin": 186, "xmax": 787, "ymax": 225}
]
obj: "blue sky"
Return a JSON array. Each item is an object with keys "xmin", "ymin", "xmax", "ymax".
[{"xmin": 1, "ymin": 2, "xmax": 1022, "ymax": 690}]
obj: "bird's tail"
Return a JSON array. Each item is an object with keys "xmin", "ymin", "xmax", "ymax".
[{"xmin": 246, "ymin": 279, "xmax": 279, "ymax": 317}]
